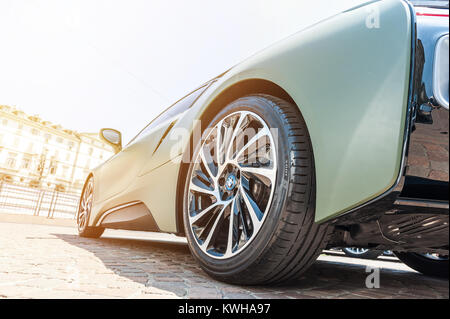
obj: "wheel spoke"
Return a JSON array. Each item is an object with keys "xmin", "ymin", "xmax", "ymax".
[
  {"xmin": 234, "ymin": 127, "xmax": 270, "ymax": 161},
  {"xmin": 238, "ymin": 197, "xmax": 250, "ymax": 241},
  {"xmin": 85, "ymin": 182, "xmax": 93, "ymax": 197},
  {"xmin": 240, "ymin": 186, "xmax": 263, "ymax": 230},
  {"xmin": 240, "ymin": 165, "xmax": 276, "ymax": 185},
  {"xmin": 190, "ymin": 178, "xmax": 215, "ymax": 196},
  {"xmin": 243, "ymin": 141, "xmax": 272, "ymax": 166},
  {"xmin": 190, "ymin": 202, "xmax": 220, "ymax": 224},
  {"xmin": 79, "ymin": 211, "xmax": 86, "ymax": 227},
  {"xmin": 199, "ymin": 144, "xmax": 217, "ymax": 180},
  {"xmin": 221, "ymin": 122, "xmax": 234, "ymax": 160},
  {"xmin": 80, "ymin": 197, "xmax": 86, "ymax": 211},
  {"xmin": 194, "ymin": 169, "xmax": 210, "ymax": 185},
  {"xmin": 216, "ymin": 120, "xmax": 225, "ymax": 168},
  {"xmin": 201, "ymin": 202, "xmax": 229, "ymax": 250},
  {"xmin": 226, "ymin": 113, "xmax": 246, "ymax": 161},
  {"xmin": 225, "ymin": 197, "xmax": 238, "ymax": 256},
  {"xmin": 85, "ymin": 193, "xmax": 93, "ymax": 206}
]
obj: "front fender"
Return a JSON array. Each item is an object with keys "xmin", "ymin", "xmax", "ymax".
[
  {"xmin": 187, "ymin": 0, "xmax": 413, "ymax": 222},
  {"xmin": 113, "ymin": 0, "xmax": 413, "ymax": 232}
]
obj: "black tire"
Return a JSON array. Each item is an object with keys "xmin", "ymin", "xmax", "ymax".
[
  {"xmin": 395, "ymin": 252, "xmax": 449, "ymax": 278},
  {"xmin": 183, "ymin": 94, "xmax": 330, "ymax": 285},
  {"xmin": 79, "ymin": 224, "xmax": 104, "ymax": 238},
  {"xmin": 342, "ymin": 247, "xmax": 383, "ymax": 260},
  {"xmin": 77, "ymin": 177, "xmax": 104, "ymax": 238}
]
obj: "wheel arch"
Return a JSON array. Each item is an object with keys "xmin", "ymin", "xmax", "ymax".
[
  {"xmin": 198, "ymin": 78, "xmax": 296, "ymax": 129},
  {"xmin": 175, "ymin": 78, "xmax": 299, "ymax": 235}
]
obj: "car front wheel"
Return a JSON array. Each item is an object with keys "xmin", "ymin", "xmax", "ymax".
[{"xmin": 182, "ymin": 94, "xmax": 330, "ymax": 285}]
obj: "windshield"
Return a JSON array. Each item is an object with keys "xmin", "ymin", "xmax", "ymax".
[{"xmin": 410, "ymin": 0, "xmax": 449, "ymax": 9}]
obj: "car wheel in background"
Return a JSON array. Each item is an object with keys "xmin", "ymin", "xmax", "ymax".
[
  {"xmin": 342, "ymin": 247, "xmax": 383, "ymax": 260},
  {"xmin": 395, "ymin": 252, "xmax": 449, "ymax": 278},
  {"xmin": 182, "ymin": 94, "xmax": 330, "ymax": 285},
  {"xmin": 77, "ymin": 177, "xmax": 104, "ymax": 238}
]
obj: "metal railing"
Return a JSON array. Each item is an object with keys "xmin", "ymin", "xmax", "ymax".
[{"xmin": 0, "ymin": 181, "xmax": 80, "ymax": 219}]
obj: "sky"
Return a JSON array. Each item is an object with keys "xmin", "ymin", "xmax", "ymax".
[{"xmin": 0, "ymin": 0, "xmax": 365, "ymax": 143}]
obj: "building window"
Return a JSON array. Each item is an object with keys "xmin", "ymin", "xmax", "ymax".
[
  {"xmin": 6, "ymin": 153, "xmax": 17, "ymax": 168},
  {"xmin": 31, "ymin": 128, "xmax": 39, "ymax": 136},
  {"xmin": 1, "ymin": 119, "xmax": 8, "ymax": 126},
  {"xmin": 68, "ymin": 141, "xmax": 74, "ymax": 150},
  {"xmin": 21, "ymin": 157, "xmax": 31, "ymax": 169},
  {"xmin": 56, "ymin": 137, "xmax": 63, "ymax": 144},
  {"xmin": 88, "ymin": 147, "xmax": 93, "ymax": 156},
  {"xmin": 44, "ymin": 133, "xmax": 51, "ymax": 142},
  {"xmin": 50, "ymin": 162, "xmax": 57, "ymax": 175}
]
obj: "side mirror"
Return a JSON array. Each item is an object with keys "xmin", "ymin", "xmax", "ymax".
[{"xmin": 100, "ymin": 128, "xmax": 122, "ymax": 153}]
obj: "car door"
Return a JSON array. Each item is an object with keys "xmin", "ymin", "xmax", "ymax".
[{"xmin": 95, "ymin": 84, "xmax": 209, "ymax": 203}]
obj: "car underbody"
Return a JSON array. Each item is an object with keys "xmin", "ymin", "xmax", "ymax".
[{"xmin": 328, "ymin": 210, "xmax": 449, "ymax": 255}]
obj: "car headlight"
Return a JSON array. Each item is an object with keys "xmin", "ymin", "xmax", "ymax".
[{"xmin": 433, "ymin": 34, "xmax": 449, "ymax": 110}]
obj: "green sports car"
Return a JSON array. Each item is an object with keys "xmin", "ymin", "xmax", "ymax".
[{"xmin": 77, "ymin": 0, "xmax": 449, "ymax": 284}]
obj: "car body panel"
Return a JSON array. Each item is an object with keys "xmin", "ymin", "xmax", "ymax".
[
  {"xmin": 89, "ymin": 0, "xmax": 413, "ymax": 232},
  {"xmin": 399, "ymin": 7, "xmax": 449, "ymax": 200},
  {"xmin": 92, "ymin": 155, "xmax": 182, "ymax": 231}
]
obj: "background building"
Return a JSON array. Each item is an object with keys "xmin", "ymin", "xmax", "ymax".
[{"xmin": 0, "ymin": 105, "xmax": 114, "ymax": 193}]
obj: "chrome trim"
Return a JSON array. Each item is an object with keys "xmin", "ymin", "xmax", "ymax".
[
  {"xmin": 433, "ymin": 34, "xmax": 449, "ymax": 109},
  {"xmin": 394, "ymin": 198, "xmax": 449, "ymax": 209},
  {"xmin": 95, "ymin": 201, "xmax": 141, "ymax": 226}
]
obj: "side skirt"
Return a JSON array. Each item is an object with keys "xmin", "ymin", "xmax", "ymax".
[{"xmin": 96, "ymin": 202, "xmax": 160, "ymax": 232}]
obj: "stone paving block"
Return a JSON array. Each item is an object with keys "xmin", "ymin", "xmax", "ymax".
[
  {"xmin": 188, "ymin": 287, "xmax": 223, "ymax": 299},
  {"xmin": 150, "ymin": 281, "xmax": 188, "ymax": 297},
  {"xmin": 0, "ymin": 222, "xmax": 447, "ymax": 299}
]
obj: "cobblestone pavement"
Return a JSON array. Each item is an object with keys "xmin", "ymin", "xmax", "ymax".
[{"xmin": 0, "ymin": 222, "xmax": 448, "ymax": 299}]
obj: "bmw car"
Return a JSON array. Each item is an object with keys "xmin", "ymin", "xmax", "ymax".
[{"xmin": 77, "ymin": 0, "xmax": 449, "ymax": 284}]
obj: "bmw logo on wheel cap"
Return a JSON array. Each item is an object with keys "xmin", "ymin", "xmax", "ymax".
[{"xmin": 225, "ymin": 174, "xmax": 237, "ymax": 191}]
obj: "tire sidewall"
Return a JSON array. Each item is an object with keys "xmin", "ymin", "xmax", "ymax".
[
  {"xmin": 183, "ymin": 96, "xmax": 292, "ymax": 277},
  {"xmin": 396, "ymin": 252, "xmax": 449, "ymax": 278}
]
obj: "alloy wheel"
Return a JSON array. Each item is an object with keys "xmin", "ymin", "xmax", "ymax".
[
  {"xmin": 78, "ymin": 178, "xmax": 93, "ymax": 232},
  {"xmin": 345, "ymin": 247, "xmax": 370, "ymax": 255},
  {"xmin": 420, "ymin": 253, "xmax": 449, "ymax": 261},
  {"xmin": 187, "ymin": 111, "xmax": 277, "ymax": 259}
]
